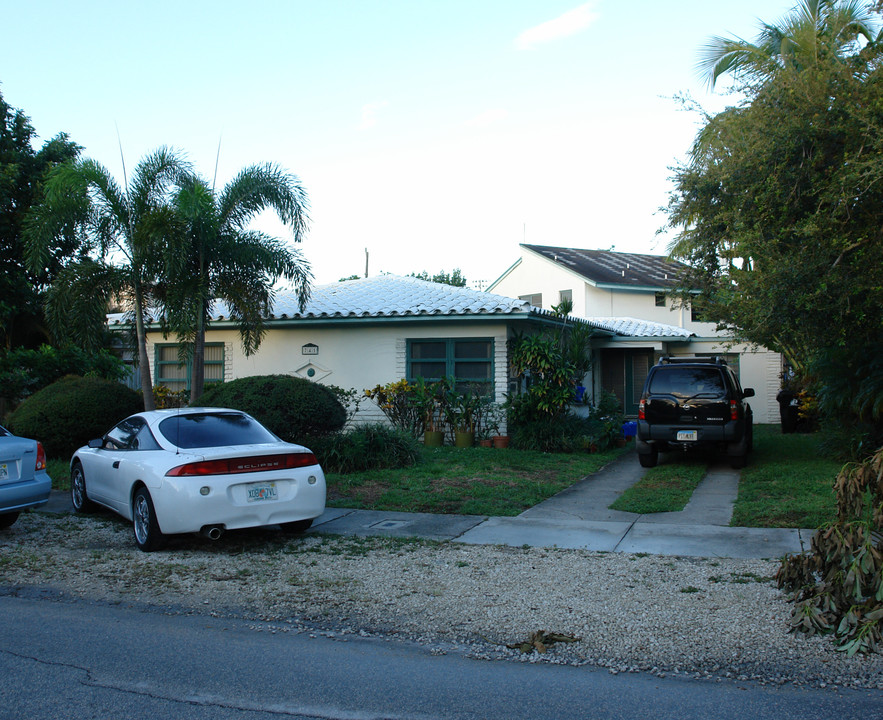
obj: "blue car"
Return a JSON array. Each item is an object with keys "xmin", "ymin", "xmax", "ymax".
[{"xmin": 0, "ymin": 424, "xmax": 52, "ymax": 528}]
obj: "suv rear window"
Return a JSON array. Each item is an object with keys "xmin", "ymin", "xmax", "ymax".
[
  {"xmin": 648, "ymin": 367, "xmax": 726, "ymax": 398},
  {"xmin": 158, "ymin": 413, "xmax": 279, "ymax": 449}
]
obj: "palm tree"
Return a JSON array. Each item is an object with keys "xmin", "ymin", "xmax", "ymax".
[
  {"xmin": 161, "ymin": 164, "xmax": 311, "ymax": 403},
  {"xmin": 697, "ymin": 0, "xmax": 878, "ymax": 89},
  {"xmin": 25, "ymin": 148, "xmax": 188, "ymax": 410}
]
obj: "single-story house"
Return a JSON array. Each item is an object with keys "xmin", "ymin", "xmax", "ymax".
[
  {"xmin": 111, "ymin": 275, "xmax": 629, "ymax": 428},
  {"xmin": 487, "ymin": 244, "xmax": 782, "ymax": 423}
]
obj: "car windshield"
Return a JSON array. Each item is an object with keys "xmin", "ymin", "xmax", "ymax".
[
  {"xmin": 649, "ymin": 367, "xmax": 726, "ymax": 398},
  {"xmin": 158, "ymin": 413, "xmax": 279, "ymax": 449}
]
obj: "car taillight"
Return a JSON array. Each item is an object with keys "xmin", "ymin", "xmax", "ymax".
[
  {"xmin": 638, "ymin": 399, "xmax": 646, "ymax": 421},
  {"xmin": 730, "ymin": 400, "xmax": 738, "ymax": 421},
  {"xmin": 35, "ymin": 442, "xmax": 46, "ymax": 471},
  {"xmin": 166, "ymin": 452, "xmax": 319, "ymax": 477}
]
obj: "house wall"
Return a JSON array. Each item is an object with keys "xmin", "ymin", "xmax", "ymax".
[
  {"xmin": 493, "ymin": 251, "xmax": 719, "ymax": 334},
  {"xmin": 145, "ymin": 321, "xmax": 512, "ymax": 428},
  {"xmin": 491, "ymin": 249, "xmax": 782, "ymax": 425}
]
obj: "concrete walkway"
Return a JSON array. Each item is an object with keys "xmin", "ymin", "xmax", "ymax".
[
  {"xmin": 308, "ymin": 450, "xmax": 815, "ymax": 559},
  {"xmin": 40, "ymin": 450, "xmax": 816, "ymax": 559}
]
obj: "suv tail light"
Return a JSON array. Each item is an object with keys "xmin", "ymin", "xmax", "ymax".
[
  {"xmin": 730, "ymin": 400, "xmax": 739, "ymax": 421},
  {"xmin": 638, "ymin": 399, "xmax": 646, "ymax": 421},
  {"xmin": 35, "ymin": 442, "xmax": 47, "ymax": 471},
  {"xmin": 167, "ymin": 452, "xmax": 319, "ymax": 477}
]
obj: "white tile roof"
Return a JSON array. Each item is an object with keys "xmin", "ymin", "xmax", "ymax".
[
  {"xmin": 253, "ymin": 274, "xmax": 536, "ymax": 320},
  {"xmin": 586, "ymin": 316, "xmax": 694, "ymax": 338},
  {"xmin": 107, "ymin": 275, "xmax": 690, "ymax": 339}
]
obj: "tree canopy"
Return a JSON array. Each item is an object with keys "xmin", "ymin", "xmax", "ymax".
[
  {"xmin": 409, "ymin": 269, "xmax": 467, "ymax": 287},
  {"xmin": 0, "ymin": 90, "xmax": 80, "ymax": 349},
  {"xmin": 160, "ymin": 164, "xmax": 311, "ymax": 403},
  {"xmin": 666, "ymin": 2, "xmax": 883, "ymax": 452},
  {"xmin": 25, "ymin": 148, "xmax": 189, "ymax": 410}
]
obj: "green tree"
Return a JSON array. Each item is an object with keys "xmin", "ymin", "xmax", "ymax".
[
  {"xmin": 25, "ymin": 148, "xmax": 189, "ymax": 410},
  {"xmin": 697, "ymin": 0, "xmax": 877, "ymax": 89},
  {"xmin": 409, "ymin": 269, "xmax": 467, "ymax": 287},
  {"xmin": 0, "ymin": 90, "xmax": 80, "ymax": 349},
  {"xmin": 666, "ymin": 4, "xmax": 883, "ymax": 449},
  {"xmin": 160, "ymin": 164, "xmax": 311, "ymax": 403}
]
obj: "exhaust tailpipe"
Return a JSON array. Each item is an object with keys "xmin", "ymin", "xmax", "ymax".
[{"xmin": 200, "ymin": 525, "xmax": 224, "ymax": 540}]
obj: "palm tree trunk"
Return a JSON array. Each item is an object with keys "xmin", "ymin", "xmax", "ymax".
[
  {"xmin": 133, "ymin": 281, "xmax": 155, "ymax": 411},
  {"xmin": 191, "ymin": 311, "xmax": 206, "ymax": 404}
]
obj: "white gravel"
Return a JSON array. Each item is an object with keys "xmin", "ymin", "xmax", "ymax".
[{"xmin": 1, "ymin": 512, "xmax": 881, "ymax": 690}]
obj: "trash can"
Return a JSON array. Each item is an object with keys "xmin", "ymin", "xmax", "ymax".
[
  {"xmin": 776, "ymin": 390, "xmax": 799, "ymax": 434},
  {"xmin": 621, "ymin": 421, "xmax": 637, "ymax": 439}
]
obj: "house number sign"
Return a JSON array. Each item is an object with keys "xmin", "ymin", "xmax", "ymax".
[{"xmin": 302, "ymin": 343, "xmax": 319, "ymax": 355}]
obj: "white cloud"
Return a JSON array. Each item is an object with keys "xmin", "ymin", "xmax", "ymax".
[
  {"xmin": 464, "ymin": 108, "xmax": 509, "ymax": 127},
  {"xmin": 515, "ymin": 2, "xmax": 600, "ymax": 51},
  {"xmin": 359, "ymin": 100, "xmax": 388, "ymax": 129}
]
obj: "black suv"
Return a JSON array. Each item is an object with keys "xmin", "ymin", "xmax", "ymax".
[{"xmin": 636, "ymin": 357, "xmax": 754, "ymax": 469}]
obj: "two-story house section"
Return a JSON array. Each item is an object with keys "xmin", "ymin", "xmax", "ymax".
[{"xmin": 488, "ymin": 244, "xmax": 782, "ymax": 423}]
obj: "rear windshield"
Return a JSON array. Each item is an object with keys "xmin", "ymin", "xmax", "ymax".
[
  {"xmin": 648, "ymin": 367, "xmax": 726, "ymax": 398},
  {"xmin": 158, "ymin": 413, "xmax": 279, "ymax": 449}
]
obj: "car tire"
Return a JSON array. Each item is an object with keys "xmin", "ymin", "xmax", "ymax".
[
  {"xmin": 70, "ymin": 463, "xmax": 97, "ymax": 513},
  {"xmin": 730, "ymin": 452, "xmax": 748, "ymax": 469},
  {"xmin": 281, "ymin": 518, "xmax": 313, "ymax": 534},
  {"xmin": 0, "ymin": 512, "xmax": 20, "ymax": 529},
  {"xmin": 638, "ymin": 451, "xmax": 658, "ymax": 468},
  {"xmin": 133, "ymin": 487, "xmax": 166, "ymax": 552}
]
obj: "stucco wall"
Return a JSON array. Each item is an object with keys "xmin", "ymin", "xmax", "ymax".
[{"xmin": 145, "ymin": 322, "xmax": 512, "ymax": 427}]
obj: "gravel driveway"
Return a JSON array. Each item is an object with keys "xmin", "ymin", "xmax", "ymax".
[{"xmin": 1, "ymin": 511, "xmax": 881, "ymax": 692}]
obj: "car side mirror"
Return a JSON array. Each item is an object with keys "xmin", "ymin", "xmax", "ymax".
[
  {"xmin": 743, "ymin": 388, "xmax": 755, "ymax": 398},
  {"xmin": 88, "ymin": 438, "xmax": 103, "ymax": 449}
]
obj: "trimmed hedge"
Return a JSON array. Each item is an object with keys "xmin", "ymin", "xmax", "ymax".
[
  {"xmin": 198, "ymin": 375, "xmax": 346, "ymax": 443},
  {"xmin": 6, "ymin": 375, "xmax": 143, "ymax": 458}
]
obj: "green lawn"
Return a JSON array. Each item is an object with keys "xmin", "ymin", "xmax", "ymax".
[
  {"xmin": 609, "ymin": 457, "xmax": 708, "ymax": 514},
  {"xmin": 606, "ymin": 426, "xmax": 839, "ymax": 527},
  {"xmin": 731, "ymin": 424, "xmax": 840, "ymax": 528},
  {"xmin": 326, "ymin": 444, "xmax": 631, "ymax": 516}
]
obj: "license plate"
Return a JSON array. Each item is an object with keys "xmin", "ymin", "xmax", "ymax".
[
  {"xmin": 677, "ymin": 430, "xmax": 698, "ymax": 442},
  {"xmin": 0, "ymin": 464, "xmax": 7, "ymax": 480},
  {"xmin": 246, "ymin": 482, "xmax": 278, "ymax": 503}
]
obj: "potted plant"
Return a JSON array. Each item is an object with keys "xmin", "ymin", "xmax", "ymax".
[
  {"xmin": 445, "ymin": 386, "xmax": 481, "ymax": 448},
  {"xmin": 414, "ymin": 378, "xmax": 447, "ymax": 447}
]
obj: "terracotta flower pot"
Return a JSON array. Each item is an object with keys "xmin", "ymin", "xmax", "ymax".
[
  {"xmin": 492, "ymin": 435, "xmax": 510, "ymax": 449},
  {"xmin": 479, "ymin": 438, "xmax": 494, "ymax": 448}
]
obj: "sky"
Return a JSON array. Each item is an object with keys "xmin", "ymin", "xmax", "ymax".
[{"xmin": 2, "ymin": 0, "xmax": 799, "ymax": 288}]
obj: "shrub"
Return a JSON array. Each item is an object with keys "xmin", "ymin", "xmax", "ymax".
[
  {"xmin": 0, "ymin": 344, "xmax": 127, "ymax": 405},
  {"xmin": 6, "ymin": 375, "xmax": 142, "ymax": 458},
  {"xmin": 309, "ymin": 424, "xmax": 421, "ymax": 473},
  {"xmin": 364, "ymin": 379, "xmax": 425, "ymax": 436},
  {"xmin": 777, "ymin": 446, "xmax": 883, "ymax": 655},
  {"xmin": 198, "ymin": 375, "xmax": 346, "ymax": 442}
]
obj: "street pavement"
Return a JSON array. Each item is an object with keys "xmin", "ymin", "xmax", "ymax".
[{"xmin": 41, "ymin": 448, "xmax": 816, "ymax": 559}]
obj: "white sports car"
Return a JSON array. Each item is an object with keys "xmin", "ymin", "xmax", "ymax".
[{"xmin": 70, "ymin": 408, "xmax": 326, "ymax": 551}]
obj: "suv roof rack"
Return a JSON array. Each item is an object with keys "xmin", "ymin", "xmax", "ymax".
[{"xmin": 657, "ymin": 356, "xmax": 728, "ymax": 366}]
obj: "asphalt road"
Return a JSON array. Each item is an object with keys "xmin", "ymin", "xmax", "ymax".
[{"xmin": 3, "ymin": 594, "xmax": 882, "ymax": 719}]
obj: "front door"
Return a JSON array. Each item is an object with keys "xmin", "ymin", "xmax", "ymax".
[{"xmin": 600, "ymin": 348, "xmax": 654, "ymax": 416}]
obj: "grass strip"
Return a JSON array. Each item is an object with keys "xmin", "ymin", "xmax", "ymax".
[
  {"xmin": 326, "ymin": 444, "xmax": 630, "ymax": 516},
  {"xmin": 730, "ymin": 424, "xmax": 839, "ymax": 528},
  {"xmin": 609, "ymin": 458, "xmax": 708, "ymax": 514}
]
